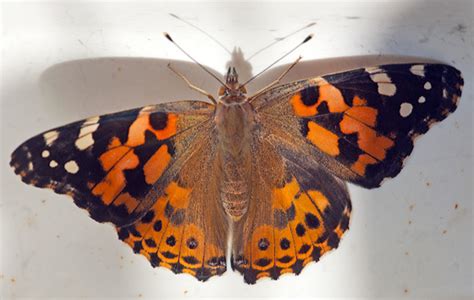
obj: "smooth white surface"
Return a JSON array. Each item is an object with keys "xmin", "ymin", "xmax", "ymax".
[{"xmin": 1, "ymin": 1, "xmax": 473, "ymax": 299}]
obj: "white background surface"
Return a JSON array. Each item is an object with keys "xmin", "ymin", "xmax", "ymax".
[{"xmin": 1, "ymin": 1, "xmax": 473, "ymax": 299}]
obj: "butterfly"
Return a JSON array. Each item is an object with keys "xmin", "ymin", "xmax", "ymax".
[{"xmin": 10, "ymin": 55, "xmax": 463, "ymax": 284}]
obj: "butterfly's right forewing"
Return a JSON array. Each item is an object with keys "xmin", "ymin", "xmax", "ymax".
[{"xmin": 253, "ymin": 63, "xmax": 463, "ymax": 188}]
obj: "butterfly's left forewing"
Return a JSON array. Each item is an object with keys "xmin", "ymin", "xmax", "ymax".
[
  {"xmin": 254, "ymin": 63, "xmax": 463, "ymax": 188},
  {"xmin": 11, "ymin": 101, "xmax": 229, "ymax": 281}
]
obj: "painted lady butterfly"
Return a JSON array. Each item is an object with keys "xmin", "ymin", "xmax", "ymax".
[{"xmin": 10, "ymin": 37, "xmax": 463, "ymax": 283}]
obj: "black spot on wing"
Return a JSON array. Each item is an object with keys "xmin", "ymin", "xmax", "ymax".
[
  {"xmin": 141, "ymin": 210, "xmax": 155, "ymax": 223},
  {"xmin": 300, "ymin": 86, "xmax": 319, "ymax": 106},
  {"xmin": 149, "ymin": 112, "xmax": 169, "ymax": 130},
  {"xmin": 92, "ymin": 108, "xmax": 140, "ymax": 149}
]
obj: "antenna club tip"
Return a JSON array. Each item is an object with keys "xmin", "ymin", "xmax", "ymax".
[
  {"xmin": 303, "ymin": 34, "xmax": 314, "ymax": 43},
  {"xmin": 163, "ymin": 32, "xmax": 173, "ymax": 42}
]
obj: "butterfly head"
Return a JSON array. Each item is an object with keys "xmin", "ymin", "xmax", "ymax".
[{"xmin": 218, "ymin": 67, "xmax": 247, "ymax": 104}]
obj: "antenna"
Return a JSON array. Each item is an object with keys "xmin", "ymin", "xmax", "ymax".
[
  {"xmin": 239, "ymin": 34, "xmax": 313, "ymax": 88},
  {"xmin": 169, "ymin": 13, "xmax": 232, "ymax": 55},
  {"xmin": 170, "ymin": 13, "xmax": 315, "ymax": 62},
  {"xmin": 247, "ymin": 22, "xmax": 316, "ymax": 61},
  {"xmin": 164, "ymin": 32, "xmax": 229, "ymax": 88}
]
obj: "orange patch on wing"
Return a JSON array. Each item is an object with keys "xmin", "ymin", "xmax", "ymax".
[
  {"xmin": 126, "ymin": 113, "xmax": 178, "ymax": 147},
  {"xmin": 165, "ymin": 181, "xmax": 192, "ymax": 209},
  {"xmin": 108, "ymin": 136, "xmax": 122, "ymax": 148},
  {"xmin": 158, "ymin": 224, "xmax": 183, "ymax": 264},
  {"xmin": 138, "ymin": 195, "xmax": 169, "ymax": 245},
  {"xmin": 143, "ymin": 145, "xmax": 171, "ymax": 184},
  {"xmin": 318, "ymin": 82, "xmax": 350, "ymax": 113},
  {"xmin": 293, "ymin": 187, "xmax": 326, "ymax": 242},
  {"xmin": 272, "ymin": 178, "xmax": 313, "ymax": 262},
  {"xmin": 290, "ymin": 82, "xmax": 350, "ymax": 117},
  {"xmin": 290, "ymin": 93, "xmax": 316, "ymax": 117},
  {"xmin": 250, "ymin": 225, "xmax": 275, "ymax": 271},
  {"xmin": 352, "ymin": 95, "xmax": 367, "ymax": 106},
  {"xmin": 92, "ymin": 150, "xmax": 139, "ymax": 205},
  {"xmin": 307, "ymin": 121, "xmax": 340, "ymax": 156},
  {"xmin": 179, "ymin": 224, "xmax": 205, "ymax": 269},
  {"xmin": 156, "ymin": 113, "xmax": 178, "ymax": 140},
  {"xmin": 307, "ymin": 190, "xmax": 330, "ymax": 212},
  {"xmin": 274, "ymin": 226, "xmax": 297, "ymax": 269},
  {"xmin": 99, "ymin": 146, "xmax": 130, "ymax": 171},
  {"xmin": 113, "ymin": 192, "xmax": 139, "ymax": 213},
  {"xmin": 272, "ymin": 176, "xmax": 299, "ymax": 210},
  {"xmin": 351, "ymin": 154, "xmax": 378, "ymax": 176},
  {"xmin": 340, "ymin": 115, "xmax": 394, "ymax": 160},
  {"xmin": 345, "ymin": 107, "xmax": 378, "ymax": 127}
]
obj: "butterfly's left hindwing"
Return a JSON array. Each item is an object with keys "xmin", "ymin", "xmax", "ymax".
[
  {"xmin": 11, "ymin": 101, "xmax": 230, "ymax": 281},
  {"xmin": 255, "ymin": 63, "xmax": 463, "ymax": 188}
]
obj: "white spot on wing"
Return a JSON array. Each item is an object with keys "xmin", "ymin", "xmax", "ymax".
[
  {"xmin": 410, "ymin": 65, "xmax": 425, "ymax": 77},
  {"xmin": 43, "ymin": 130, "xmax": 59, "ymax": 146},
  {"xmin": 64, "ymin": 160, "xmax": 79, "ymax": 174},
  {"xmin": 75, "ymin": 134, "xmax": 95, "ymax": 150},
  {"xmin": 443, "ymin": 88, "xmax": 448, "ymax": 98},
  {"xmin": 365, "ymin": 67, "xmax": 380, "ymax": 74},
  {"xmin": 83, "ymin": 116, "xmax": 100, "ymax": 126},
  {"xmin": 49, "ymin": 160, "xmax": 58, "ymax": 168},
  {"xmin": 424, "ymin": 81, "xmax": 432, "ymax": 90},
  {"xmin": 370, "ymin": 72, "xmax": 391, "ymax": 83},
  {"xmin": 140, "ymin": 105, "xmax": 155, "ymax": 113},
  {"xmin": 369, "ymin": 72, "xmax": 397, "ymax": 96},
  {"xmin": 400, "ymin": 102, "xmax": 413, "ymax": 118},
  {"xmin": 377, "ymin": 83, "xmax": 397, "ymax": 96},
  {"xmin": 28, "ymin": 162, "xmax": 33, "ymax": 171},
  {"xmin": 75, "ymin": 122, "xmax": 100, "ymax": 150},
  {"xmin": 42, "ymin": 150, "xmax": 50, "ymax": 158},
  {"xmin": 418, "ymin": 96, "xmax": 426, "ymax": 103}
]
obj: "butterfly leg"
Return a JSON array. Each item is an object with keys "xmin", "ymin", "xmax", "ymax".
[
  {"xmin": 167, "ymin": 63, "xmax": 217, "ymax": 104},
  {"xmin": 249, "ymin": 56, "xmax": 302, "ymax": 101}
]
